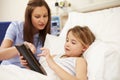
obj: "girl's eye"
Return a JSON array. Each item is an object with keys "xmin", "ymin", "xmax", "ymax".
[
  {"xmin": 66, "ymin": 39, "xmax": 68, "ymax": 42},
  {"xmin": 72, "ymin": 41, "xmax": 76, "ymax": 45},
  {"xmin": 72, "ymin": 42, "xmax": 76, "ymax": 44}
]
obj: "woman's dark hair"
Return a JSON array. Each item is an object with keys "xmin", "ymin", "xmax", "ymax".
[{"xmin": 24, "ymin": 0, "xmax": 51, "ymax": 46}]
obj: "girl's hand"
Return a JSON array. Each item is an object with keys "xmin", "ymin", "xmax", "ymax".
[
  {"xmin": 38, "ymin": 47, "xmax": 51, "ymax": 58},
  {"xmin": 38, "ymin": 47, "xmax": 53, "ymax": 62},
  {"xmin": 38, "ymin": 47, "xmax": 55, "ymax": 67}
]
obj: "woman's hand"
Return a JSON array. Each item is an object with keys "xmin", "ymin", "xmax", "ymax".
[
  {"xmin": 19, "ymin": 55, "xmax": 30, "ymax": 69},
  {"xmin": 18, "ymin": 41, "xmax": 36, "ymax": 69},
  {"xmin": 24, "ymin": 41, "xmax": 36, "ymax": 54}
]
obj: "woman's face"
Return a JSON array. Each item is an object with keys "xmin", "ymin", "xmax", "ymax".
[
  {"xmin": 64, "ymin": 31, "xmax": 85, "ymax": 57},
  {"xmin": 31, "ymin": 6, "xmax": 48, "ymax": 31}
]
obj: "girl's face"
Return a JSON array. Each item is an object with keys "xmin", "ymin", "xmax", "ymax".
[
  {"xmin": 64, "ymin": 31, "xmax": 85, "ymax": 57},
  {"xmin": 31, "ymin": 6, "xmax": 48, "ymax": 31}
]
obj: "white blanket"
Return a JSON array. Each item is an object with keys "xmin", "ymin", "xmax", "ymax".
[{"xmin": 0, "ymin": 65, "xmax": 58, "ymax": 80}]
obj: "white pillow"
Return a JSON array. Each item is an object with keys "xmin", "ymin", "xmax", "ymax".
[
  {"xmin": 60, "ymin": 7, "xmax": 120, "ymax": 46},
  {"xmin": 60, "ymin": 12, "xmax": 85, "ymax": 38},
  {"xmin": 104, "ymin": 43, "xmax": 120, "ymax": 80},
  {"xmin": 44, "ymin": 34, "xmax": 65, "ymax": 55},
  {"xmin": 83, "ymin": 40, "xmax": 105, "ymax": 80},
  {"xmin": 83, "ymin": 40, "xmax": 120, "ymax": 80}
]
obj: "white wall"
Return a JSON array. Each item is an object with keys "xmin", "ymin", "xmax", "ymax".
[
  {"xmin": 46, "ymin": 0, "xmax": 120, "ymax": 13},
  {"xmin": 0, "ymin": 0, "xmax": 28, "ymax": 22},
  {"xmin": 0, "ymin": 0, "xmax": 119, "ymax": 21}
]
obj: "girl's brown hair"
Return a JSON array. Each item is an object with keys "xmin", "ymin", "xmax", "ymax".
[
  {"xmin": 24, "ymin": 0, "xmax": 51, "ymax": 46},
  {"xmin": 67, "ymin": 25, "xmax": 95, "ymax": 47}
]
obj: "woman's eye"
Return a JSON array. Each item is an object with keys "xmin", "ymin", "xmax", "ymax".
[
  {"xmin": 43, "ymin": 15, "xmax": 48, "ymax": 18},
  {"xmin": 35, "ymin": 16, "xmax": 40, "ymax": 18}
]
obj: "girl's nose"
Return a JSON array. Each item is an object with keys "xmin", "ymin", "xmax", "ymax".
[{"xmin": 65, "ymin": 42, "xmax": 70, "ymax": 47}]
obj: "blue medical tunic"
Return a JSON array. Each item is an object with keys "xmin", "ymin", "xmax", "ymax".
[{"xmin": 1, "ymin": 21, "xmax": 42, "ymax": 68}]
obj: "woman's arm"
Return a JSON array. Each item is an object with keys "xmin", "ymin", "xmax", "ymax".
[{"xmin": 0, "ymin": 39, "xmax": 19, "ymax": 60}]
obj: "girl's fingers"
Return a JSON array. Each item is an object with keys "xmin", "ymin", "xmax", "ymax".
[{"xmin": 38, "ymin": 48, "xmax": 47, "ymax": 57}]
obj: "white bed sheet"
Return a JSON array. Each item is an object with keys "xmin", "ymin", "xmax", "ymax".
[{"xmin": 0, "ymin": 65, "xmax": 47, "ymax": 80}]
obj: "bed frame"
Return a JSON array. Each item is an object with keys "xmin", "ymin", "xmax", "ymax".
[{"xmin": 77, "ymin": 0, "xmax": 120, "ymax": 12}]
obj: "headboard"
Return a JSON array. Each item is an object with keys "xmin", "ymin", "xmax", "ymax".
[
  {"xmin": 77, "ymin": 0, "xmax": 120, "ymax": 12},
  {"xmin": 60, "ymin": 0, "xmax": 120, "ymax": 30},
  {"xmin": 0, "ymin": 22, "xmax": 11, "ymax": 45}
]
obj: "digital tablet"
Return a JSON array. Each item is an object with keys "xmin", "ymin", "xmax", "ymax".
[{"xmin": 15, "ymin": 43, "xmax": 47, "ymax": 75}]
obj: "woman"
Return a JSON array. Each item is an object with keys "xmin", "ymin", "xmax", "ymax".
[{"xmin": 0, "ymin": 0, "xmax": 51, "ymax": 68}]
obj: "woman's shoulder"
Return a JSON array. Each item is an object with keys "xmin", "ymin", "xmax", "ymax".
[
  {"xmin": 6, "ymin": 21, "xmax": 24, "ymax": 35},
  {"xmin": 8, "ymin": 21, "xmax": 24, "ymax": 30},
  {"xmin": 10, "ymin": 21, "xmax": 24, "ymax": 27}
]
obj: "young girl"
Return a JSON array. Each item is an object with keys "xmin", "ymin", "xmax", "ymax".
[{"xmin": 20, "ymin": 25, "xmax": 95, "ymax": 80}]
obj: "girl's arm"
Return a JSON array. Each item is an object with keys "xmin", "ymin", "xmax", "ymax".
[
  {"xmin": 48, "ymin": 57, "xmax": 87, "ymax": 80},
  {"xmin": 75, "ymin": 58, "xmax": 87, "ymax": 80},
  {"xmin": 39, "ymin": 48, "xmax": 87, "ymax": 80}
]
